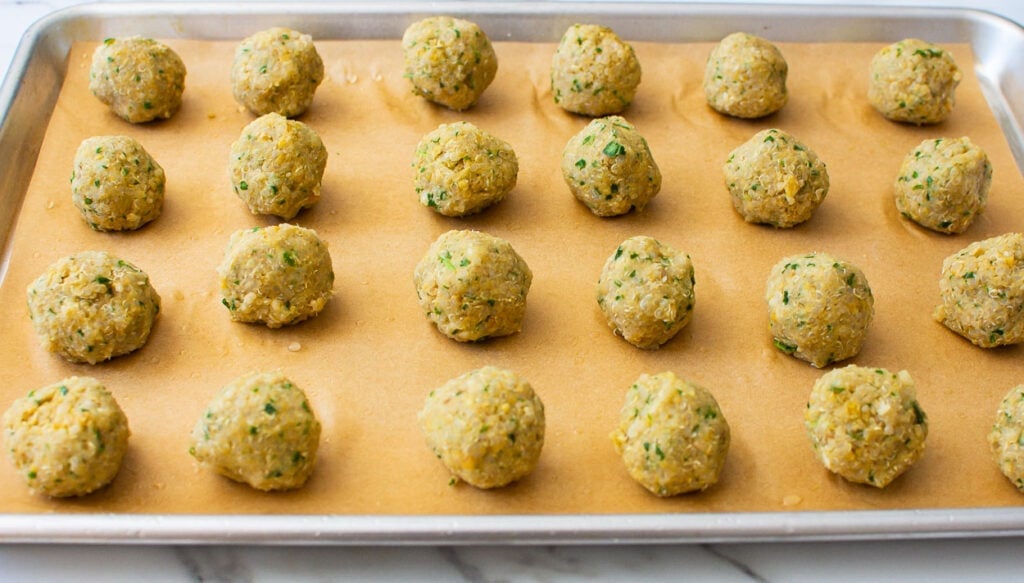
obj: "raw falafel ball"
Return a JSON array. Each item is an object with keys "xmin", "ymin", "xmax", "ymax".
[
  {"xmin": 89, "ymin": 36, "xmax": 186, "ymax": 123},
  {"xmin": 805, "ymin": 365, "xmax": 928, "ymax": 488},
  {"xmin": 231, "ymin": 27, "xmax": 324, "ymax": 118},
  {"xmin": 189, "ymin": 371, "xmax": 321, "ymax": 491},
  {"xmin": 418, "ymin": 366, "xmax": 545, "ymax": 489},
  {"xmin": 70, "ymin": 135, "xmax": 165, "ymax": 231},
  {"xmin": 26, "ymin": 251, "xmax": 161, "ymax": 364},
  {"xmin": 596, "ymin": 236, "xmax": 695, "ymax": 350},
  {"xmin": 561, "ymin": 115, "xmax": 661, "ymax": 217},
  {"xmin": 611, "ymin": 371, "xmax": 730, "ymax": 497},
  {"xmin": 402, "ymin": 16, "xmax": 498, "ymax": 111},
  {"xmin": 765, "ymin": 252, "xmax": 874, "ymax": 368},
  {"xmin": 703, "ymin": 32, "xmax": 788, "ymax": 119},
  {"xmin": 412, "ymin": 121, "xmax": 518, "ymax": 217},
  {"xmin": 989, "ymin": 384, "xmax": 1024, "ymax": 491},
  {"xmin": 2, "ymin": 376, "xmax": 130, "ymax": 497},
  {"xmin": 894, "ymin": 136, "xmax": 991, "ymax": 234},
  {"xmin": 228, "ymin": 112, "xmax": 328, "ymax": 220},
  {"xmin": 217, "ymin": 224, "xmax": 335, "ymax": 328},
  {"xmin": 868, "ymin": 38, "xmax": 961, "ymax": 125},
  {"xmin": 550, "ymin": 24, "xmax": 641, "ymax": 116},
  {"xmin": 413, "ymin": 230, "xmax": 532, "ymax": 342},
  {"xmin": 724, "ymin": 128, "xmax": 829, "ymax": 227},
  {"xmin": 935, "ymin": 233, "xmax": 1024, "ymax": 347}
]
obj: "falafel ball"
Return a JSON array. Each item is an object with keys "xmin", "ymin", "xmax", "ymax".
[
  {"xmin": 189, "ymin": 371, "xmax": 321, "ymax": 491},
  {"xmin": 935, "ymin": 232, "xmax": 1024, "ymax": 347},
  {"xmin": 611, "ymin": 371, "xmax": 730, "ymax": 497},
  {"xmin": 418, "ymin": 366, "xmax": 545, "ymax": 489},
  {"xmin": 401, "ymin": 16, "xmax": 498, "ymax": 111},
  {"xmin": 228, "ymin": 112, "xmax": 328, "ymax": 220},
  {"xmin": 70, "ymin": 135, "xmax": 165, "ymax": 231},
  {"xmin": 989, "ymin": 384, "xmax": 1024, "ymax": 492},
  {"xmin": 412, "ymin": 121, "xmax": 518, "ymax": 217},
  {"xmin": 894, "ymin": 136, "xmax": 991, "ymax": 234},
  {"xmin": 561, "ymin": 115, "xmax": 661, "ymax": 217},
  {"xmin": 805, "ymin": 365, "xmax": 928, "ymax": 488},
  {"xmin": 723, "ymin": 128, "xmax": 829, "ymax": 227},
  {"xmin": 230, "ymin": 27, "xmax": 324, "ymax": 118},
  {"xmin": 703, "ymin": 32, "xmax": 788, "ymax": 119},
  {"xmin": 88, "ymin": 36, "xmax": 186, "ymax": 123},
  {"xmin": 413, "ymin": 229, "xmax": 532, "ymax": 342},
  {"xmin": 765, "ymin": 252, "xmax": 874, "ymax": 368},
  {"xmin": 217, "ymin": 224, "xmax": 335, "ymax": 328},
  {"xmin": 868, "ymin": 38, "xmax": 961, "ymax": 125},
  {"xmin": 550, "ymin": 24, "xmax": 641, "ymax": 116},
  {"xmin": 26, "ymin": 251, "xmax": 161, "ymax": 364},
  {"xmin": 2, "ymin": 376, "xmax": 130, "ymax": 497},
  {"xmin": 596, "ymin": 236, "xmax": 695, "ymax": 350}
]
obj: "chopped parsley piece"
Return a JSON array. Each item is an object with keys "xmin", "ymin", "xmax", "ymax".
[{"xmin": 603, "ymin": 141, "xmax": 626, "ymax": 157}]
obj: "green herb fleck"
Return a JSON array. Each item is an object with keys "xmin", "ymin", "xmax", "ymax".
[
  {"xmin": 773, "ymin": 338, "xmax": 797, "ymax": 354},
  {"xmin": 603, "ymin": 141, "xmax": 626, "ymax": 157},
  {"xmin": 439, "ymin": 250, "xmax": 455, "ymax": 271},
  {"xmin": 912, "ymin": 401, "xmax": 926, "ymax": 424}
]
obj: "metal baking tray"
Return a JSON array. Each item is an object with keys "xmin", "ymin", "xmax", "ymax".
[{"xmin": 2, "ymin": 1, "xmax": 1024, "ymax": 544}]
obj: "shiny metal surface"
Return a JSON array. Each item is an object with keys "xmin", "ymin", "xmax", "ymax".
[{"xmin": 1, "ymin": 2, "xmax": 1023, "ymax": 544}]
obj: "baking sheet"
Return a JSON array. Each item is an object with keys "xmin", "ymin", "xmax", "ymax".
[{"xmin": 2, "ymin": 2, "xmax": 1024, "ymax": 543}]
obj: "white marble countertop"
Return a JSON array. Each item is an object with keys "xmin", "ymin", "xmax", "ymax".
[{"xmin": 2, "ymin": 0, "xmax": 1024, "ymax": 580}]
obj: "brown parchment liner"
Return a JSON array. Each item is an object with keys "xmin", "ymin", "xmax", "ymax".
[{"xmin": 0, "ymin": 37, "xmax": 1022, "ymax": 517}]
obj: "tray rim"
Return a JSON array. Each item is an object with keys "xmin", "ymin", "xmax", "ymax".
[
  {"xmin": 2, "ymin": 1, "xmax": 1024, "ymax": 545},
  {"xmin": 2, "ymin": 508, "xmax": 1024, "ymax": 545}
]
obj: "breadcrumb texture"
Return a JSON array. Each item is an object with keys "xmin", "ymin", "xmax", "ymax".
[
  {"xmin": 550, "ymin": 24, "xmax": 641, "ymax": 116},
  {"xmin": 26, "ymin": 251, "xmax": 161, "ymax": 364},
  {"xmin": 703, "ymin": 32, "xmax": 788, "ymax": 119},
  {"xmin": 402, "ymin": 16, "xmax": 497, "ymax": 111},
  {"xmin": 88, "ymin": 36, "xmax": 186, "ymax": 123},
  {"xmin": 561, "ymin": 115, "xmax": 661, "ymax": 217},
  {"xmin": 413, "ymin": 230, "xmax": 532, "ymax": 342},
  {"xmin": 596, "ymin": 236, "xmax": 695, "ymax": 349},
  {"xmin": 611, "ymin": 371, "xmax": 730, "ymax": 497},
  {"xmin": 228, "ymin": 112, "xmax": 327, "ymax": 219},
  {"xmin": 894, "ymin": 136, "xmax": 991, "ymax": 234},
  {"xmin": 230, "ymin": 27, "xmax": 324, "ymax": 118},
  {"xmin": 868, "ymin": 38, "xmax": 961, "ymax": 125},
  {"xmin": 2, "ymin": 377, "xmax": 129, "ymax": 497},
  {"xmin": 189, "ymin": 371, "xmax": 321, "ymax": 491},
  {"xmin": 805, "ymin": 365, "xmax": 928, "ymax": 488},
  {"xmin": 765, "ymin": 252, "xmax": 874, "ymax": 368},
  {"xmin": 70, "ymin": 135, "xmax": 164, "ymax": 231},
  {"xmin": 217, "ymin": 224, "xmax": 335, "ymax": 328},
  {"xmin": 412, "ymin": 121, "xmax": 518, "ymax": 217},
  {"xmin": 724, "ymin": 128, "xmax": 829, "ymax": 227},
  {"xmin": 418, "ymin": 366, "xmax": 545, "ymax": 489},
  {"xmin": 935, "ymin": 232, "xmax": 1024, "ymax": 347}
]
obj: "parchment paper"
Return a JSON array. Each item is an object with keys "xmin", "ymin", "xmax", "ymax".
[{"xmin": 0, "ymin": 37, "xmax": 1022, "ymax": 516}]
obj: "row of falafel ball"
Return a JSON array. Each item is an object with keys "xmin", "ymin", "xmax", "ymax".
[
  {"xmin": 5, "ymin": 19, "xmax": 1024, "ymax": 498},
  {"xmin": 4, "ymin": 353, "xmax": 1023, "ymax": 497}
]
